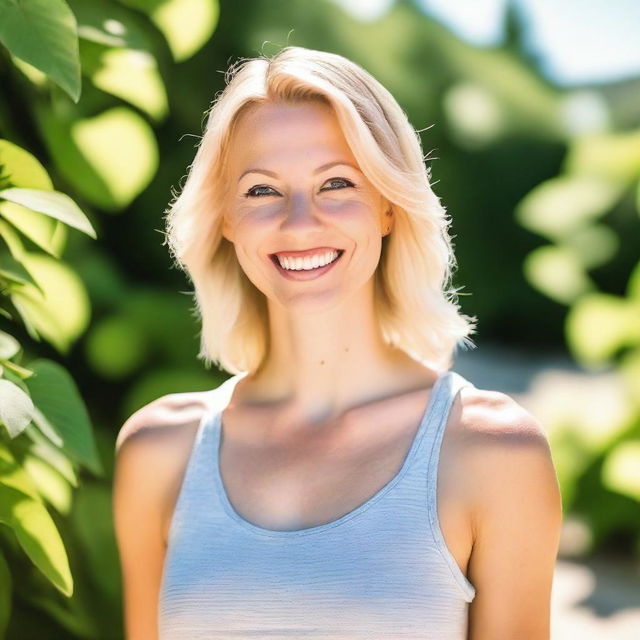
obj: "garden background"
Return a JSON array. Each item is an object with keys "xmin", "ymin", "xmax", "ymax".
[{"xmin": 0, "ymin": 0, "xmax": 639, "ymax": 637}]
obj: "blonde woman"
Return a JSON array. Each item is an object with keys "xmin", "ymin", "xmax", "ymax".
[{"xmin": 113, "ymin": 46, "xmax": 562, "ymax": 639}]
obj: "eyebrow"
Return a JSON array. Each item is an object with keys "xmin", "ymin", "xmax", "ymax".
[{"xmin": 237, "ymin": 160, "xmax": 361, "ymax": 183}]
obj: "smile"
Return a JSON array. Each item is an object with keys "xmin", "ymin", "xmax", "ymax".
[{"xmin": 269, "ymin": 250, "xmax": 345, "ymax": 280}]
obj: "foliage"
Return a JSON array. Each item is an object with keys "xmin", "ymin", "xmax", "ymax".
[
  {"xmin": 0, "ymin": 0, "xmax": 638, "ymax": 636},
  {"xmin": 0, "ymin": 0, "xmax": 219, "ymax": 637},
  {"xmin": 517, "ymin": 126, "xmax": 640, "ymax": 557}
]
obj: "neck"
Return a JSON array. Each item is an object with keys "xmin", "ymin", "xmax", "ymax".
[{"xmin": 238, "ymin": 284, "xmax": 435, "ymax": 427}]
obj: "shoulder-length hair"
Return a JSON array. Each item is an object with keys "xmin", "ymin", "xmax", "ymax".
[{"xmin": 163, "ymin": 45, "xmax": 477, "ymax": 375}]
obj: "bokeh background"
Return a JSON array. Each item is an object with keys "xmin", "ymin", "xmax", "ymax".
[{"xmin": 0, "ymin": 0, "xmax": 639, "ymax": 638}]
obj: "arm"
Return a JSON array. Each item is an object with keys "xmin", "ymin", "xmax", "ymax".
[
  {"xmin": 466, "ymin": 397, "xmax": 563, "ymax": 639},
  {"xmin": 113, "ymin": 401, "xmax": 174, "ymax": 640}
]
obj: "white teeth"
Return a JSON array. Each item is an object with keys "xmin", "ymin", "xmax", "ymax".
[{"xmin": 277, "ymin": 250, "xmax": 339, "ymax": 271}]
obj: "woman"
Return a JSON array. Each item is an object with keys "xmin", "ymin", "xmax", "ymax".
[{"xmin": 113, "ymin": 46, "xmax": 562, "ymax": 639}]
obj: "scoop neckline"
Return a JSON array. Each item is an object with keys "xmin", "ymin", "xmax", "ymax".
[{"xmin": 210, "ymin": 370, "xmax": 450, "ymax": 538}]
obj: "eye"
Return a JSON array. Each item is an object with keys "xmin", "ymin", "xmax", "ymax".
[
  {"xmin": 321, "ymin": 177, "xmax": 355, "ymax": 191},
  {"xmin": 243, "ymin": 185, "xmax": 279, "ymax": 198},
  {"xmin": 243, "ymin": 177, "xmax": 355, "ymax": 198}
]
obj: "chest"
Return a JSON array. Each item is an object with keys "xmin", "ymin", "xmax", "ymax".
[{"xmin": 214, "ymin": 392, "xmax": 472, "ymax": 569}]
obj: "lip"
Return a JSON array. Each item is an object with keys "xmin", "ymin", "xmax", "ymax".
[
  {"xmin": 270, "ymin": 249, "xmax": 345, "ymax": 281},
  {"xmin": 271, "ymin": 247, "xmax": 343, "ymax": 259}
]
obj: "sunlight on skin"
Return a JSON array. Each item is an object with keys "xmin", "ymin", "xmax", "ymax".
[{"xmin": 218, "ymin": 100, "xmax": 422, "ymax": 422}]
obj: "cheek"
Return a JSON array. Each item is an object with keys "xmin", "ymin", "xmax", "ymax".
[{"xmin": 320, "ymin": 195, "xmax": 380, "ymax": 225}]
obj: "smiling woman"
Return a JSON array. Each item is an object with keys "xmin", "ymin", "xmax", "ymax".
[
  {"xmin": 162, "ymin": 47, "xmax": 477, "ymax": 373},
  {"xmin": 113, "ymin": 45, "xmax": 562, "ymax": 640}
]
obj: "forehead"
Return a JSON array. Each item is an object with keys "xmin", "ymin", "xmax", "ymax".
[{"xmin": 227, "ymin": 100, "xmax": 356, "ymax": 169}]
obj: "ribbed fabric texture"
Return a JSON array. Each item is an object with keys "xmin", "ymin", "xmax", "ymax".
[{"xmin": 159, "ymin": 369, "xmax": 476, "ymax": 639}]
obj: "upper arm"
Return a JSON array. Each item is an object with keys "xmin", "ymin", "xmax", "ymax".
[
  {"xmin": 113, "ymin": 400, "xmax": 175, "ymax": 640},
  {"xmin": 465, "ymin": 396, "xmax": 563, "ymax": 640}
]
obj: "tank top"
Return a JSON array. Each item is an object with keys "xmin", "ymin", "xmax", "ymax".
[{"xmin": 159, "ymin": 369, "xmax": 477, "ymax": 639}]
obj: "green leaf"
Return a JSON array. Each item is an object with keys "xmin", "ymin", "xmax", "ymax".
[
  {"xmin": 0, "ymin": 200, "xmax": 66, "ymax": 259},
  {"xmin": 0, "ymin": 379, "xmax": 34, "ymax": 438},
  {"xmin": 68, "ymin": 0, "xmax": 156, "ymax": 50},
  {"xmin": 120, "ymin": 0, "xmax": 219, "ymax": 62},
  {"xmin": 0, "ymin": 0, "xmax": 81, "ymax": 102},
  {"xmin": 602, "ymin": 440, "xmax": 640, "ymax": 502},
  {"xmin": 566, "ymin": 293, "xmax": 639, "ymax": 365},
  {"xmin": 0, "ymin": 443, "xmax": 73, "ymax": 596},
  {"xmin": 36, "ymin": 105, "xmax": 158, "ymax": 210},
  {"xmin": 24, "ymin": 359, "xmax": 102, "ymax": 476},
  {"xmin": 0, "ymin": 139, "xmax": 53, "ymax": 190},
  {"xmin": 0, "ymin": 330, "xmax": 21, "ymax": 360},
  {"xmin": 566, "ymin": 129, "xmax": 640, "ymax": 186},
  {"xmin": 0, "ymin": 187, "xmax": 97, "ymax": 240},
  {"xmin": 9, "ymin": 252, "xmax": 91, "ymax": 353},
  {"xmin": 523, "ymin": 245, "xmax": 594, "ymax": 305},
  {"xmin": 515, "ymin": 174, "xmax": 623, "ymax": 240},
  {"xmin": 0, "ymin": 246, "xmax": 41, "ymax": 290},
  {"xmin": 22, "ymin": 453, "xmax": 73, "ymax": 515},
  {"xmin": 23, "ymin": 425, "xmax": 78, "ymax": 488},
  {"xmin": 86, "ymin": 46, "xmax": 168, "ymax": 121}
]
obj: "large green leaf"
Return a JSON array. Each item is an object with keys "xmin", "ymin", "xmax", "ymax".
[
  {"xmin": 0, "ymin": 120, "xmax": 83, "ymax": 262},
  {"xmin": 80, "ymin": 42, "xmax": 168, "ymax": 120},
  {"xmin": 21, "ymin": 453, "xmax": 73, "ymax": 515},
  {"xmin": 0, "ymin": 200, "xmax": 66, "ymax": 259},
  {"xmin": 23, "ymin": 359, "xmax": 102, "ymax": 476},
  {"xmin": 0, "ymin": 140, "xmax": 53, "ymax": 190},
  {"xmin": 36, "ymin": 106, "xmax": 158, "ymax": 211},
  {"xmin": 0, "ymin": 187, "xmax": 97, "ymax": 239},
  {"xmin": 0, "ymin": 443, "xmax": 73, "ymax": 596},
  {"xmin": 0, "ymin": 0, "xmax": 81, "ymax": 102},
  {"xmin": 0, "ymin": 379, "xmax": 34, "ymax": 439},
  {"xmin": 22, "ymin": 424, "xmax": 78, "ymax": 488},
  {"xmin": 0, "ymin": 245, "xmax": 40, "ymax": 290},
  {"xmin": 9, "ymin": 252, "xmax": 91, "ymax": 353}
]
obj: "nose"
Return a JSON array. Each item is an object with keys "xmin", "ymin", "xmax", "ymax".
[{"xmin": 278, "ymin": 192, "xmax": 324, "ymax": 233}]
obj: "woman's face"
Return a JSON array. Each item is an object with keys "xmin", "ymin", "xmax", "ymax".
[{"xmin": 222, "ymin": 99, "xmax": 390, "ymax": 311}]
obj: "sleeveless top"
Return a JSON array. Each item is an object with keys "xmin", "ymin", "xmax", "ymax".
[{"xmin": 158, "ymin": 369, "xmax": 477, "ymax": 639}]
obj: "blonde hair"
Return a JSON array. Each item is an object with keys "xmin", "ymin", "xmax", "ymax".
[{"xmin": 163, "ymin": 46, "xmax": 477, "ymax": 375}]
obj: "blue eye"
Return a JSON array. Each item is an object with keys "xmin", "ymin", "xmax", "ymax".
[
  {"xmin": 243, "ymin": 177, "xmax": 355, "ymax": 198},
  {"xmin": 322, "ymin": 177, "xmax": 355, "ymax": 191},
  {"xmin": 244, "ymin": 185, "xmax": 277, "ymax": 198}
]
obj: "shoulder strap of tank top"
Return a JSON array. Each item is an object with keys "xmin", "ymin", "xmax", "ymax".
[
  {"xmin": 424, "ymin": 370, "xmax": 476, "ymax": 477},
  {"xmin": 424, "ymin": 369, "xmax": 477, "ymax": 598},
  {"xmin": 165, "ymin": 372, "xmax": 249, "ymax": 547}
]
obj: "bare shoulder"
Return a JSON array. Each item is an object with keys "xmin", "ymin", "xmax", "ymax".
[
  {"xmin": 114, "ymin": 390, "xmax": 213, "ymax": 544},
  {"xmin": 115, "ymin": 390, "xmax": 210, "ymax": 454},
  {"xmin": 112, "ymin": 390, "xmax": 214, "ymax": 638},
  {"xmin": 456, "ymin": 385, "xmax": 563, "ymax": 638},
  {"xmin": 457, "ymin": 384, "xmax": 550, "ymax": 444},
  {"xmin": 456, "ymin": 384, "xmax": 560, "ymax": 507}
]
